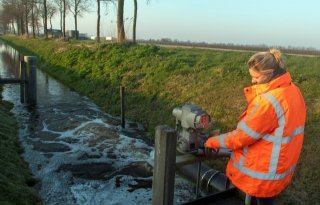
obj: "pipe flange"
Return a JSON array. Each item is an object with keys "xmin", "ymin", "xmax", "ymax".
[{"xmin": 206, "ymin": 170, "xmax": 220, "ymax": 193}]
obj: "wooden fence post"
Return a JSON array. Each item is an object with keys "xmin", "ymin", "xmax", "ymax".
[
  {"xmin": 19, "ymin": 57, "xmax": 26, "ymax": 103},
  {"xmin": 152, "ymin": 125, "xmax": 177, "ymax": 205},
  {"xmin": 24, "ymin": 56, "xmax": 37, "ymax": 105}
]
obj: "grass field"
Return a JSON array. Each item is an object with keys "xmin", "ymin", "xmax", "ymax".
[{"xmin": 1, "ymin": 36, "xmax": 320, "ymax": 205}]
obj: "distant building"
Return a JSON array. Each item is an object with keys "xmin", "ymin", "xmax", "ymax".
[
  {"xmin": 106, "ymin": 36, "xmax": 117, "ymax": 42},
  {"xmin": 47, "ymin": 29, "xmax": 62, "ymax": 38},
  {"xmin": 78, "ymin": 33, "xmax": 88, "ymax": 40},
  {"xmin": 66, "ymin": 30, "xmax": 79, "ymax": 39},
  {"xmin": 90, "ymin": 36, "xmax": 117, "ymax": 42}
]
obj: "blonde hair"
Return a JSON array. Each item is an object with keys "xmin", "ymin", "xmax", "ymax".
[{"xmin": 247, "ymin": 48, "xmax": 286, "ymax": 74}]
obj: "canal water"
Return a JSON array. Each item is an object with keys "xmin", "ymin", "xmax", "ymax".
[{"xmin": 0, "ymin": 41, "xmax": 195, "ymax": 205}]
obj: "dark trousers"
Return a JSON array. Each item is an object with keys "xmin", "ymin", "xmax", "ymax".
[{"xmin": 256, "ymin": 197, "xmax": 275, "ymax": 205}]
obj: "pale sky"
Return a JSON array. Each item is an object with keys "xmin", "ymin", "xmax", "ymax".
[{"xmin": 52, "ymin": 0, "xmax": 320, "ymax": 49}]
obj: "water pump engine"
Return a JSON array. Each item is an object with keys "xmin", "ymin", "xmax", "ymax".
[{"xmin": 172, "ymin": 104, "xmax": 210, "ymax": 154}]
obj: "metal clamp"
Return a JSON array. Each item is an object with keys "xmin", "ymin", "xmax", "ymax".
[
  {"xmin": 198, "ymin": 169, "xmax": 216, "ymax": 193},
  {"xmin": 206, "ymin": 170, "xmax": 220, "ymax": 192}
]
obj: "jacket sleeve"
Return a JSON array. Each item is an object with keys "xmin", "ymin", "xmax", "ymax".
[{"xmin": 205, "ymin": 96, "xmax": 278, "ymax": 150}]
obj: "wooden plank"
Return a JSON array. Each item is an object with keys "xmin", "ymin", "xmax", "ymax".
[
  {"xmin": 20, "ymin": 60, "xmax": 26, "ymax": 103},
  {"xmin": 0, "ymin": 79, "xmax": 23, "ymax": 84},
  {"xmin": 24, "ymin": 56, "xmax": 37, "ymax": 105},
  {"xmin": 152, "ymin": 125, "xmax": 177, "ymax": 205}
]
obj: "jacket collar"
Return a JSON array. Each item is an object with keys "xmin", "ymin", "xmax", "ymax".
[{"xmin": 244, "ymin": 72, "xmax": 292, "ymax": 103}]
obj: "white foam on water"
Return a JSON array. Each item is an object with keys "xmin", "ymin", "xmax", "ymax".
[
  {"xmin": 1, "ymin": 66, "xmax": 196, "ymax": 205},
  {"xmin": 70, "ymin": 176, "xmax": 152, "ymax": 205}
]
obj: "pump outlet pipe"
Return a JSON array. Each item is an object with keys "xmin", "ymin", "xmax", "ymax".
[{"xmin": 176, "ymin": 158, "xmax": 230, "ymax": 193}]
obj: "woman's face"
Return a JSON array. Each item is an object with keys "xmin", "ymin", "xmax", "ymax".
[{"xmin": 249, "ymin": 68, "xmax": 273, "ymax": 85}]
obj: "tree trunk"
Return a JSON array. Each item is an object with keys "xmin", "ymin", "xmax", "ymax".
[
  {"xmin": 35, "ymin": 14, "xmax": 40, "ymax": 36},
  {"xmin": 25, "ymin": 1, "xmax": 29, "ymax": 36},
  {"xmin": 96, "ymin": 0, "xmax": 100, "ymax": 43},
  {"xmin": 12, "ymin": 21, "xmax": 16, "ymax": 34},
  {"xmin": 44, "ymin": 0, "xmax": 48, "ymax": 38},
  {"xmin": 74, "ymin": 15, "xmax": 78, "ymax": 39},
  {"xmin": 20, "ymin": 16, "xmax": 24, "ymax": 35},
  {"xmin": 36, "ymin": 21, "xmax": 40, "ymax": 36},
  {"xmin": 50, "ymin": 18, "xmax": 53, "ymax": 38},
  {"xmin": 4, "ymin": 24, "xmax": 6, "ymax": 34},
  {"xmin": 60, "ymin": 8, "xmax": 63, "ymax": 37},
  {"xmin": 31, "ymin": 1, "xmax": 35, "ymax": 38},
  {"xmin": 63, "ymin": 0, "xmax": 66, "ymax": 39},
  {"xmin": 18, "ymin": 19, "xmax": 20, "ymax": 35},
  {"xmin": 117, "ymin": 0, "xmax": 125, "ymax": 43},
  {"xmin": 133, "ymin": 0, "xmax": 137, "ymax": 44}
]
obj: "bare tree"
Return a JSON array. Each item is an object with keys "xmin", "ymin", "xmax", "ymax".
[
  {"xmin": 0, "ymin": 8, "xmax": 13, "ymax": 33},
  {"xmin": 33, "ymin": 0, "xmax": 45, "ymax": 38},
  {"xmin": 96, "ymin": 0, "xmax": 112, "ymax": 43},
  {"xmin": 62, "ymin": 0, "xmax": 66, "ymax": 38},
  {"xmin": 132, "ymin": 0, "xmax": 150, "ymax": 44},
  {"xmin": 30, "ymin": 0, "xmax": 36, "ymax": 38},
  {"xmin": 43, "ymin": 0, "xmax": 48, "ymax": 38},
  {"xmin": 117, "ymin": 0, "xmax": 125, "ymax": 43},
  {"xmin": 69, "ymin": 0, "xmax": 89, "ymax": 39},
  {"xmin": 23, "ymin": 0, "xmax": 30, "ymax": 36},
  {"xmin": 54, "ymin": 0, "xmax": 63, "ymax": 36},
  {"xmin": 0, "ymin": 0, "xmax": 25, "ymax": 35},
  {"xmin": 47, "ymin": 0, "xmax": 57, "ymax": 37},
  {"xmin": 132, "ymin": 0, "xmax": 136, "ymax": 43},
  {"xmin": 37, "ymin": 0, "xmax": 49, "ymax": 38},
  {"xmin": 53, "ymin": 0, "xmax": 68, "ymax": 38},
  {"xmin": 37, "ymin": 3, "xmax": 45, "ymax": 32},
  {"xmin": 0, "ymin": 5, "xmax": 11, "ymax": 33},
  {"xmin": 34, "ymin": 2, "xmax": 42, "ymax": 36},
  {"xmin": 35, "ymin": 8, "xmax": 41, "ymax": 36},
  {"xmin": 96, "ymin": 0, "xmax": 100, "ymax": 42},
  {"xmin": 12, "ymin": 20, "xmax": 16, "ymax": 34}
]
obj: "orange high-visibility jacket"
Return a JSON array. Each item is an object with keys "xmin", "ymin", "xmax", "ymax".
[{"xmin": 206, "ymin": 72, "xmax": 306, "ymax": 197}]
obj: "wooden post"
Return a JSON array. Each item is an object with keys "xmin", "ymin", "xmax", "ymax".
[
  {"xmin": 24, "ymin": 56, "xmax": 37, "ymax": 105},
  {"xmin": 152, "ymin": 125, "xmax": 177, "ymax": 205},
  {"xmin": 120, "ymin": 85, "xmax": 125, "ymax": 128},
  {"xmin": 19, "ymin": 58, "xmax": 26, "ymax": 103}
]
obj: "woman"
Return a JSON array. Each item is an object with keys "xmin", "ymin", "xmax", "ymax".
[{"xmin": 205, "ymin": 49, "xmax": 306, "ymax": 205}]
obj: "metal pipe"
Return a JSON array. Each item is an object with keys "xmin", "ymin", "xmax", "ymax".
[
  {"xmin": 206, "ymin": 170, "xmax": 220, "ymax": 192},
  {"xmin": 176, "ymin": 158, "xmax": 251, "ymax": 203},
  {"xmin": 176, "ymin": 162, "xmax": 228, "ymax": 193}
]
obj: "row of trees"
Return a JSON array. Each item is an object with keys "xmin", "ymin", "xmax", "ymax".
[
  {"xmin": 0, "ymin": 0, "xmax": 74, "ymax": 39},
  {"xmin": 0, "ymin": 0, "xmax": 143, "ymax": 43},
  {"xmin": 103, "ymin": 0, "xmax": 142, "ymax": 43},
  {"xmin": 140, "ymin": 38, "xmax": 320, "ymax": 56}
]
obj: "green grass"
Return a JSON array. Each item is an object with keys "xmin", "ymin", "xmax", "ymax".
[
  {"xmin": 1, "ymin": 36, "xmax": 320, "ymax": 205},
  {"xmin": 0, "ymin": 86, "xmax": 43, "ymax": 205}
]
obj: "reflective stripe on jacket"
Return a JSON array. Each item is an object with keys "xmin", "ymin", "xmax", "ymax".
[{"xmin": 206, "ymin": 72, "xmax": 306, "ymax": 197}]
